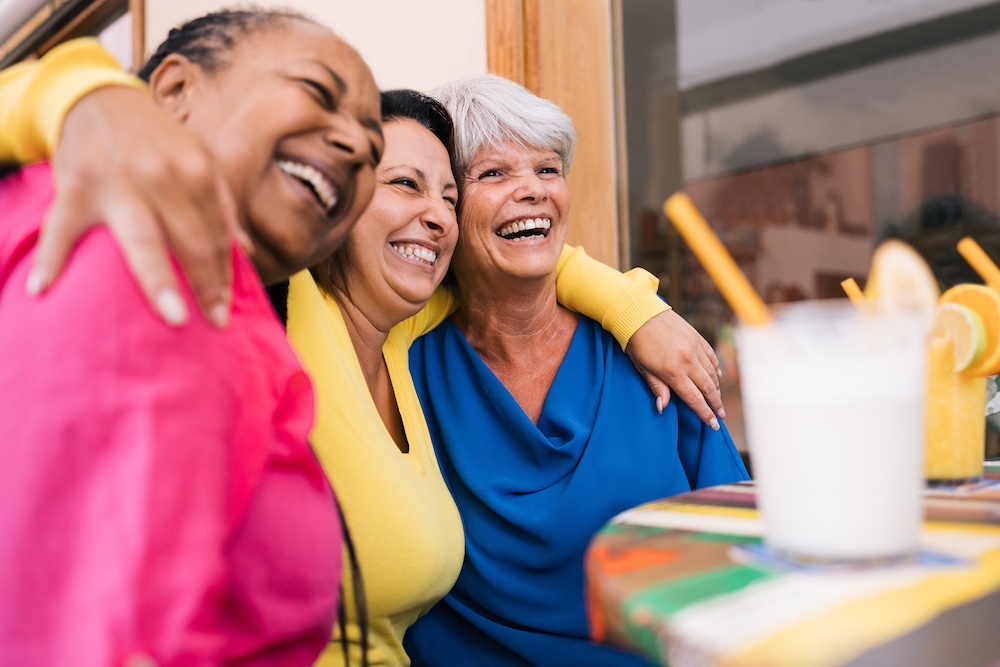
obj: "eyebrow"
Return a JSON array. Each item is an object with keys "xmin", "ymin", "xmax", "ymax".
[{"xmin": 317, "ymin": 62, "xmax": 347, "ymax": 95}]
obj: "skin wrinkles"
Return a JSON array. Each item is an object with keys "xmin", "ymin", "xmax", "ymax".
[{"xmin": 452, "ymin": 142, "xmax": 570, "ymax": 292}]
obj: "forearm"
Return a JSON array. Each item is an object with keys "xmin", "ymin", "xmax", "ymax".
[{"xmin": 555, "ymin": 244, "xmax": 669, "ymax": 350}]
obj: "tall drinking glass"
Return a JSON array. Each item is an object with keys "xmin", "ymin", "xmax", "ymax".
[{"xmin": 736, "ymin": 300, "xmax": 930, "ymax": 562}]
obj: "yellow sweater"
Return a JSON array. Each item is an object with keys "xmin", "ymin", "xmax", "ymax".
[
  {"xmin": 0, "ymin": 38, "xmax": 674, "ymax": 666},
  {"xmin": 283, "ymin": 255, "xmax": 664, "ymax": 666},
  {"xmin": 287, "ymin": 272, "xmax": 464, "ymax": 667},
  {"xmin": 0, "ymin": 38, "xmax": 144, "ymax": 164}
]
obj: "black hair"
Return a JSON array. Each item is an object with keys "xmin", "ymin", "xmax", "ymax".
[
  {"xmin": 880, "ymin": 194, "xmax": 1000, "ymax": 291},
  {"xmin": 311, "ymin": 89, "xmax": 457, "ymax": 296},
  {"xmin": 137, "ymin": 7, "xmax": 314, "ymax": 82},
  {"xmin": 141, "ymin": 9, "xmax": 370, "ymax": 666},
  {"xmin": 380, "ymin": 89, "xmax": 456, "ymax": 170}
]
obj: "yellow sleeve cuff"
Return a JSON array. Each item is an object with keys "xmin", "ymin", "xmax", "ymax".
[
  {"xmin": 2, "ymin": 38, "xmax": 146, "ymax": 164},
  {"xmin": 555, "ymin": 244, "xmax": 671, "ymax": 350}
]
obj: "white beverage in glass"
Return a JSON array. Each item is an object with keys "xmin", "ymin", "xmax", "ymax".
[{"xmin": 736, "ymin": 300, "xmax": 929, "ymax": 562}]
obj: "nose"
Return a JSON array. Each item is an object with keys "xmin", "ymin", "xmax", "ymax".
[
  {"xmin": 324, "ymin": 116, "xmax": 374, "ymax": 169},
  {"xmin": 421, "ymin": 198, "xmax": 458, "ymax": 238},
  {"xmin": 512, "ymin": 172, "xmax": 548, "ymax": 202}
]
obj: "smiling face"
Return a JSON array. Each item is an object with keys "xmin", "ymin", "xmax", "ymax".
[
  {"xmin": 451, "ymin": 140, "xmax": 570, "ymax": 285},
  {"xmin": 337, "ymin": 118, "xmax": 459, "ymax": 323},
  {"xmin": 154, "ymin": 18, "xmax": 384, "ymax": 284}
]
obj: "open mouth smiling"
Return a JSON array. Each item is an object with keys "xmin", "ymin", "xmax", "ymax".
[
  {"xmin": 496, "ymin": 217, "xmax": 551, "ymax": 242},
  {"xmin": 278, "ymin": 159, "xmax": 339, "ymax": 216},
  {"xmin": 390, "ymin": 243, "xmax": 438, "ymax": 266}
]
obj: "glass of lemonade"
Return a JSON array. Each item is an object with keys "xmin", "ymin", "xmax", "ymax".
[
  {"xmin": 736, "ymin": 300, "xmax": 930, "ymax": 563},
  {"xmin": 924, "ymin": 338, "xmax": 986, "ymax": 486}
]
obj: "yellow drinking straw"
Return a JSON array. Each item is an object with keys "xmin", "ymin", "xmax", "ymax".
[
  {"xmin": 840, "ymin": 277, "xmax": 866, "ymax": 305},
  {"xmin": 664, "ymin": 192, "xmax": 772, "ymax": 326},
  {"xmin": 957, "ymin": 237, "xmax": 1000, "ymax": 292}
]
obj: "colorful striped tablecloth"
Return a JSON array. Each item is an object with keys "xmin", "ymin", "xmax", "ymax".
[{"xmin": 586, "ymin": 469, "xmax": 1000, "ymax": 667}]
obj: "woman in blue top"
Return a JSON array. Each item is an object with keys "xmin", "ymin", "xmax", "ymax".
[{"xmin": 404, "ymin": 74, "xmax": 750, "ymax": 667}]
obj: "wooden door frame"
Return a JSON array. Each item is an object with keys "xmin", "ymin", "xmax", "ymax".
[
  {"xmin": 485, "ymin": 0, "xmax": 622, "ymax": 269},
  {"xmin": 0, "ymin": 0, "xmax": 143, "ymax": 69}
]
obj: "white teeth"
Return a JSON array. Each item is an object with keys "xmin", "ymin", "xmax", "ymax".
[
  {"xmin": 278, "ymin": 160, "xmax": 339, "ymax": 214},
  {"xmin": 390, "ymin": 243, "xmax": 437, "ymax": 265},
  {"xmin": 496, "ymin": 217, "xmax": 551, "ymax": 239}
]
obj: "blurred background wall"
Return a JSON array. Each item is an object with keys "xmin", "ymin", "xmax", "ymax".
[{"xmin": 145, "ymin": 0, "xmax": 487, "ymax": 92}]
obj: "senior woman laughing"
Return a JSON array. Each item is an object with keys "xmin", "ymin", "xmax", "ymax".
[{"xmin": 404, "ymin": 74, "xmax": 750, "ymax": 667}]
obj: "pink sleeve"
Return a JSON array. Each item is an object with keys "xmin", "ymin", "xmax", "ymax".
[{"xmin": 0, "ymin": 227, "xmax": 259, "ymax": 665}]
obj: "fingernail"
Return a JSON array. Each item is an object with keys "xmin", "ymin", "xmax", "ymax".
[
  {"xmin": 25, "ymin": 267, "xmax": 49, "ymax": 296},
  {"xmin": 718, "ymin": 367, "xmax": 724, "ymax": 378},
  {"xmin": 157, "ymin": 289, "xmax": 188, "ymax": 326},
  {"xmin": 655, "ymin": 396, "xmax": 664, "ymax": 414},
  {"xmin": 209, "ymin": 301, "xmax": 230, "ymax": 329},
  {"xmin": 717, "ymin": 408, "xmax": 727, "ymax": 420},
  {"xmin": 709, "ymin": 417, "xmax": 720, "ymax": 431}
]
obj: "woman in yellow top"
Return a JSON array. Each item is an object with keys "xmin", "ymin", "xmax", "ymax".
[{"xmin": 0, "ymin": 40, "xmax": 727, "ymax": 667}]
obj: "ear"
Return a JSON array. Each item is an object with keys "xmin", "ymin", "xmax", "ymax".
[{"xmin": 147, "ymin": 53, "xmax": 201, "ymax": 123}]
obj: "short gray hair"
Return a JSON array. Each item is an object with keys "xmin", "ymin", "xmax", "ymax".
[{"xmin": 431, "ymin": 74, "xmax": 577, "ymax": 180}]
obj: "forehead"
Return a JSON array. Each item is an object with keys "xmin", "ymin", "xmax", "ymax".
[
  {"xmin": 470, "ymin": 140, "xmax": 561, "ymax": 166},
  {"xmin": 232, "ymin": 20, "xmax": 380, "ymax": 108},
  {"xmin": 378, "ymin": 118, "xmax": 454, "ymax": 182},
  {"xmin": 381, "ymin": 120, "xmax": 448, "ymax": 163}
]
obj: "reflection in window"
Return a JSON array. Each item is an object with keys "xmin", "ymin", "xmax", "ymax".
[{"xmin": 619, "ymin": 0, "xmax": 1000, "ymax": 451}]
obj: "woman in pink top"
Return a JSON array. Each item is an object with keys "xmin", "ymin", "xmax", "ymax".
[{"xmin": 0, "ymin": 9, "xmax": 384, "ymax": 666}]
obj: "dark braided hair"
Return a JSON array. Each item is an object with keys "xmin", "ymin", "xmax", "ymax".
[
  {"xmin": 311, "ymin": 89, "xmax": 457, "ymax": 296},
  {"xmin": 140, "ymin": 9, "xmax": 370, "ymax": 666},
  {"xmin": 137, "ymin": 7, "xmax": 313, "ymax": 82}
]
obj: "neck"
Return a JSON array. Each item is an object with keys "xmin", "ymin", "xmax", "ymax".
[
  {"xmin": 453, "ymin": 271, "xmax": 566, "ymax": 362},
  {"xmin": 330, "ymin": 283, "xmax": 410, "ymax": 452},
  {"xmin": 453, "ymin": 270, "xmax": 578, "ymax": 424},
  {"xmin": 329, "ymin": 285, "xmax": 391, "ymax": 382}
]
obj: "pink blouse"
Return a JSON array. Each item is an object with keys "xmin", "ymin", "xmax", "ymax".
[{"xmin": 0, "ymin": 163, "xmax": 342, "ymax": 666}]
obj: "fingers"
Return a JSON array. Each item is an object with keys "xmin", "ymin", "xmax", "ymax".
[
  {"xmin": 136, "ymin": 152, "xmax": 233, "ymax": 328},
  {"xmin": 704, "ymin": 339, "xmax": 722, "ymax": 380},
  {"xmin": 45, "ymin": 85, "xmax": 236, "ymax": 328},
  {"xmin": 697, "ymin": 347, "xmax": 726, "ymax": 419},
  {"xmin": 698, "ymin": 365, "xmax": 726, "ymax": 420},
  {"xmin": 644, "ymin": 375, "xmax": 672, "ymax": 415},
  {"xmin": 672, "ymin": 377, "xmax": 721, "ymax": 431},
  {"xmin": 104, "ymin": 196, "xmax": 189, "ymax": 327},
  {"xmin": 29, "ymin": 198, "xmax": 87, "ymax": 296}
]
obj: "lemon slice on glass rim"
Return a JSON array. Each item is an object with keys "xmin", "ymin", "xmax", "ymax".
[
  {"xmin": 931, "ymin": 302, "xmax": 987, "ymax": 372},
  {"xmin": 939, "ymin": 284, "xmax": 1000, "ymax": 376},
  {"xmin": 864, "ymin": 239, "xmax": 939, "ymax": 314}
]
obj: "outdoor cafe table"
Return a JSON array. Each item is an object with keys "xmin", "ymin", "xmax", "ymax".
[{"xmin": 585, "ymin": 462, "xmax": 1000, "ymax": 667}]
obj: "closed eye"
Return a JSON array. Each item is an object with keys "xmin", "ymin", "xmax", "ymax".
[{"xmin": 303, "ymin": 79, "xmax": 336, "ymax": 111}]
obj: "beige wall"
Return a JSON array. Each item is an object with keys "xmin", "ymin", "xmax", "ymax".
[
  {"xmin": 146, "ymin": 0, "xmax": 621, "ymax": 266},
  {"xmin": 145, "ymin": 0, "xmax": 487, "ymax": 91}
]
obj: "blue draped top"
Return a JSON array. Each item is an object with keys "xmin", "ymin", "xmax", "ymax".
[{"xmin": 405, "ymin": 316, "xmax": 749, "ymax": 666}]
